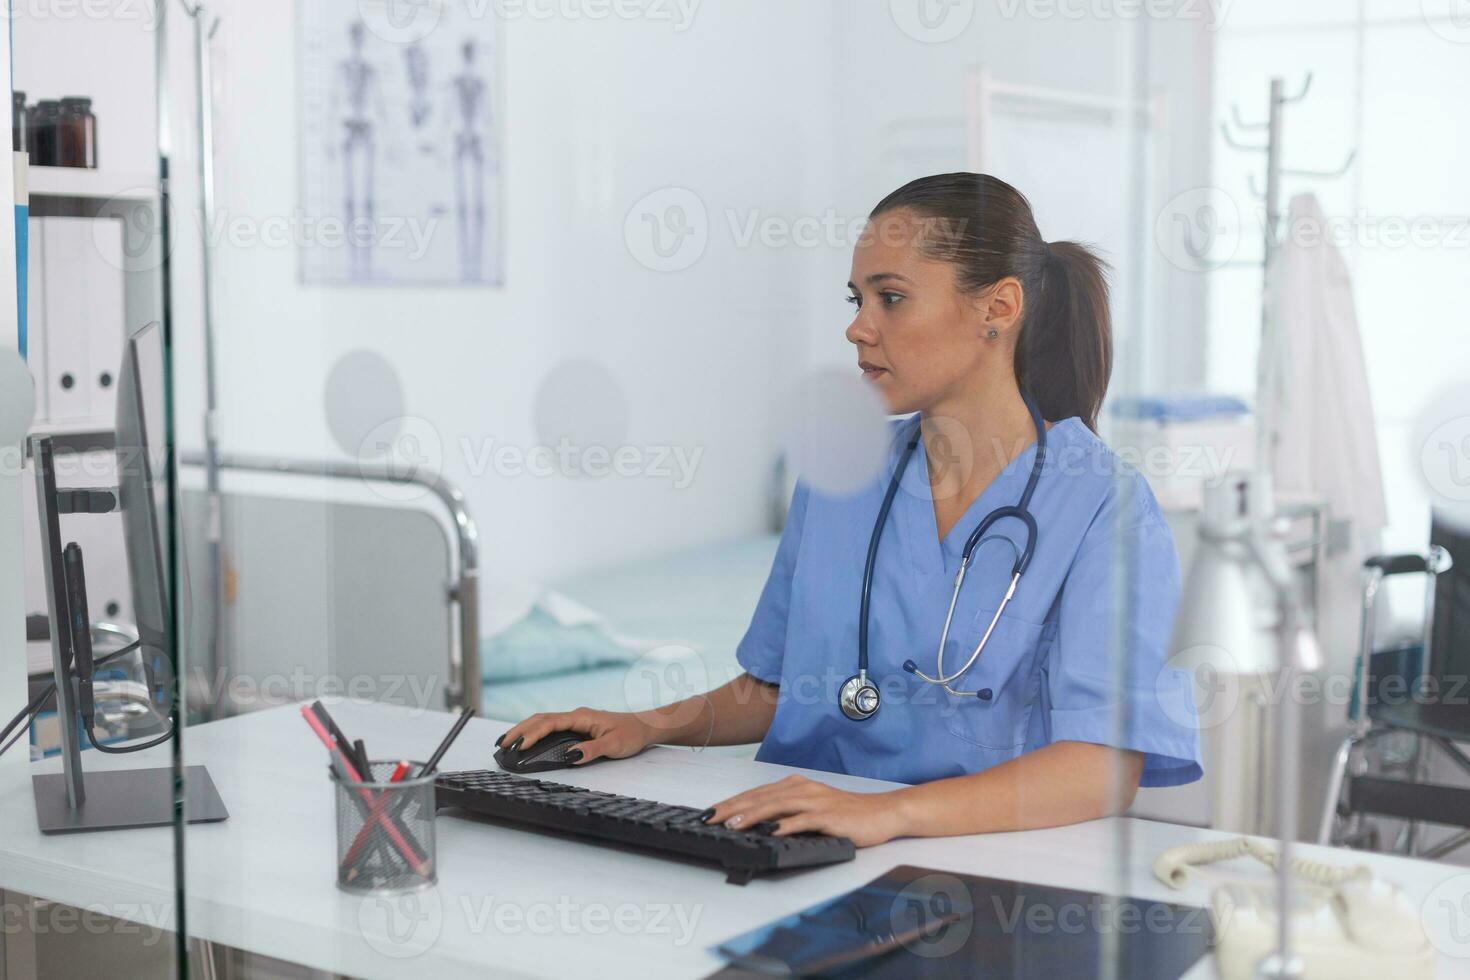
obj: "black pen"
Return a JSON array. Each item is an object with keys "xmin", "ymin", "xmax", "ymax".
[{"xmin": 422, "ymin": 708, "xmax": 475, "ymax": 776}]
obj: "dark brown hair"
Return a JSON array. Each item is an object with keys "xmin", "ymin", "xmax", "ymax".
[{"xmin": 869, "ymin": 172, "xmax": 1113, "ymax": 431}]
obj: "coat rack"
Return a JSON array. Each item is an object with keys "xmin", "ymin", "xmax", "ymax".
[{"xmin": 1219, "ymin": 73, "xmax": 1357, "ymax": 482}]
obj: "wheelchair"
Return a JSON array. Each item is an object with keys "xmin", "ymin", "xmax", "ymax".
[{"xmin": 1319, "ymin": 517, "xmax": 1463, "ymax": 856}]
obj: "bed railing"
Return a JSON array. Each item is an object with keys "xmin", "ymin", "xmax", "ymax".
[{"xmin": 179, "ymin": 452, "xmax": 481, "ymax": 714}]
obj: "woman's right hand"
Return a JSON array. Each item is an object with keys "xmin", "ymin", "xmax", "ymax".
[{"xmin": 495, "ymin": 707, "xmax": 657, "ymax": 766}]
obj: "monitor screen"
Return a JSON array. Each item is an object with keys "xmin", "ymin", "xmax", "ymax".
[{"xmin": 115, "ymin": 321, "xmax": 172, "ymax": 662}]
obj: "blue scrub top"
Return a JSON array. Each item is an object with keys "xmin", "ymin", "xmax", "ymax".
[{"xmin": 737, "ymin": 415, "xmax": 1201, "ymax": 789}]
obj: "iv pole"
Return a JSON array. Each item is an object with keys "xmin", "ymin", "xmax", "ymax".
[{"xmin": 177, "ymin": 0, "xmax": 227, "ymax": 705}]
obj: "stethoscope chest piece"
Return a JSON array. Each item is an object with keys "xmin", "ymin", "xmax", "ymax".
[{"xmin": 839, "ymin": 672, "xmax": 880, "ymax": 721}]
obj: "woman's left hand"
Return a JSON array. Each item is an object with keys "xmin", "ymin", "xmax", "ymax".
[{"xmin": 705, "ymin": 774, "xmax": 906, "ymax": 848}]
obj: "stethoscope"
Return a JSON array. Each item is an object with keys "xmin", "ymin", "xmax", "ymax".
[{"xmin": 839, "ymin": 392, "xmax": 1047, "ymax": 721}]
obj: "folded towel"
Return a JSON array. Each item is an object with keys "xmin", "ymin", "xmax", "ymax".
[{"xmin": 481, "ymin": 587, "xmax": 654, "ymax": 682}]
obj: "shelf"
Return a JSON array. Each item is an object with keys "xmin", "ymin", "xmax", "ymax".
[
  {"xmin": 26, "ymin": 166, "xmax": 156, "ymax": 202},
  {"xmin": 25, "ymin": 422, "xmax": 116, "ymax": 455}
]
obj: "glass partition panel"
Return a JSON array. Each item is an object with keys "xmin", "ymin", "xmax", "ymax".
[
  {"xmin": 47, "ymin": 1, "xmax": 1455, "ymax": 977},
  {"xmin": 172, "ymin": 2, "xmax": 1192, "ymax": 976},
  {"xmin": 5, "ymin": 3, "xmax": 185, "ymax": 975}
]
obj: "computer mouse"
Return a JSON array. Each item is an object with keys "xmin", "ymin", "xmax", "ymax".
[{"xmin": 495, "ymin": 730, "xmax": 595, "ymax": 774}]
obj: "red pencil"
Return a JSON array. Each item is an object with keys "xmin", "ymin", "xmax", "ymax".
[
  {"xmin": 342, "ymin": 759, "xmax": 413, "ymax": 875},
  {"xmin": 300, "ymin": 708, "xmax": 429, "ymax": 875}
]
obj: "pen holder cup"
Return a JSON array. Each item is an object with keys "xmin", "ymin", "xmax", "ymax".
[{"xmin": 332, "ymin": 761, "xmax": 438, "ymax": 894}]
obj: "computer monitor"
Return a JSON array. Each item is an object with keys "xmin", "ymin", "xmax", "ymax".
[
  {"xmin": 30, "ymin": 321, "xmax": 228, "ymax": 833},
  {"xmin": 115, "ymin": 321, "xmax": 172, "ymax": 672}
]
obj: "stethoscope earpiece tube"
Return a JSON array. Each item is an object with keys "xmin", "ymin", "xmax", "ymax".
[
  {"xmin": 856, "ymin": 433, "xmax": 922, "ymax": 675},
  {"xmin": 847, "ymin": 394, "xmax": 1047, "ymax": 719}
]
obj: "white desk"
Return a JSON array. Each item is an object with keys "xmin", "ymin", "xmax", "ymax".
[{"xmin": 1, "ymin": 703, "xmax": 1465, "ymax": 979}]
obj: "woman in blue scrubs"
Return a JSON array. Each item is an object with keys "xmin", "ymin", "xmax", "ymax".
[{"xmin": 500, "ymin": 173, "xmax": 1200, "ymax": 846}]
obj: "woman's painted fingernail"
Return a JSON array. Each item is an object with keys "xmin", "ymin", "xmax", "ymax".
[
  {"xmin": 495, "ymin": 734, "xmax": 504, "ymax": 747},
  {"xmin": 512, "ymin": 736, "xmax": 523, "ymax": 750},
  {"xmin": 726, "ymin": 814, "xmax": 744, "ymax": 828},
  {"xmin": 566, "ymin": 748, "xmax": 583, "ymax": 762},
  {"xmin": 697, "ymin": 808, "xmax": 715, "ymax": 822}
]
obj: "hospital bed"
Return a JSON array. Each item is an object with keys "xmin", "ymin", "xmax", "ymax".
[{"xmin": 177, "ymin": 454, "xmax": 777, "ymax": 741}]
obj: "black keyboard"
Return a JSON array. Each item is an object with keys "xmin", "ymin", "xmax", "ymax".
[{"xmin": 435, "ymin": 770, "xmax": 856, "ymax": 884}]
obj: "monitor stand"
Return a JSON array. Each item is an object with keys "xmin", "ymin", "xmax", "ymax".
[
  {"xmin": 33, "ymin": 767, "xmax": 229, "ymax": 834},
  {"xmin": 29, "ymin": 434, "xmax": 230, "ymax": 834}
]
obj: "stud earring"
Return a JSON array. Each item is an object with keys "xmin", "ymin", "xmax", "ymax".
[{"xmin": 987, "ymin": 328, "xmax": 999, "ymax": 339}]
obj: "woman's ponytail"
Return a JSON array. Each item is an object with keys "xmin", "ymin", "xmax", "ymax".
[
  {"xmin": 869, "ymin": 173, "xmax": 1114, "ymax": 431},
  {"xmin": 1017, "ymin": 240, "xmax": 1112, "ymax": 431}
]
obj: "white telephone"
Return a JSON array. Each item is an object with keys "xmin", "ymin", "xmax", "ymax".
[{"xmin": 1153, "ymin": 838, "xmax": 1434, "ymax": 980}]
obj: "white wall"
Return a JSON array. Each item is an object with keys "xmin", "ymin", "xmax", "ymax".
[
  {"xmin": 188, "ymin": 2, "xmax": 835, "ymax": 590},
  {"xmin": 12, "ymin": 1, "xmax": 1218, "ymax": 616},
  {"xmin": 14, "ymin": 1, "xmax": 835, "ymax": 592}
]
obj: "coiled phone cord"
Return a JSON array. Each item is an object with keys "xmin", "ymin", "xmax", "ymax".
[{"xmin": 1153, "ymin": 837, "xmax": 1372, "ymax": 892}]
